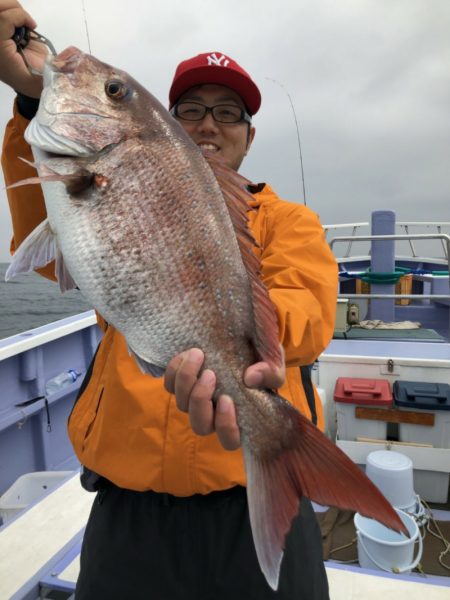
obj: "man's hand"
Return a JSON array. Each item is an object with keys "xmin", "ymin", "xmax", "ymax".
[
  {"xmin": 164, "ymin": 347, "xmax": 285, "ymax": 451},
  {"xmin": 0, "ymin": 0, "xmax": 45, "ymax": 98}
]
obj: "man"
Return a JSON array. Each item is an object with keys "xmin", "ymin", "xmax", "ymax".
[{"xmin": 0, "ymin": 2, "xmax": 338, "ymax": 598}]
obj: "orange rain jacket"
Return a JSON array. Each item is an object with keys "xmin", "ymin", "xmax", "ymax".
[{"xmin": 2, "ymin": 103, "xmax": 338, "ymax": 496}]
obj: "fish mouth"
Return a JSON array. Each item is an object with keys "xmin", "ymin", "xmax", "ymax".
[
  {"xmin": 25, "ymin": 118, "xmax": 94, "ymax": 157},
  {"xmin": 50, "ymin": 46, "xmax": 84, "ymax": 74}
]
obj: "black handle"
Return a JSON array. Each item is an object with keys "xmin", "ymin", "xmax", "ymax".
[{"xmin": 12, "ymin": 26, "xmax": 31, "ymax": 49}]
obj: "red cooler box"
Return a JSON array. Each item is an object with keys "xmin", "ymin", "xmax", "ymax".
[{"xmin": 334, "ymin": 377, "xmax": 393, "ymax": 441}]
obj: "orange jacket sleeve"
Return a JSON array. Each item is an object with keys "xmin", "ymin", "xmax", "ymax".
[
  {"xmin": 259, "ymin": 194, "xmax": 338, "ymax": 367},
  {"xmin": 1, "ymin": 101, "xmax": 56, "ymax": 281}
]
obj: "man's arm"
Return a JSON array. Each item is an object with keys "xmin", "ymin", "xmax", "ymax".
[
  {"xmin": 0, "ymin": 1, "xmax": 56, "ymax": 279},
  {"xmin": 261, "ymin": 201, "xmax": 338, "ymax": 367}
]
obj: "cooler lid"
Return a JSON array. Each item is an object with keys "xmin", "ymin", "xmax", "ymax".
[
  {"xmin": 393, "ymin": 380, "xmax": 450, "ymax": 411},
  {"xmin": 333, "ymin": 377, "xmax": 392, "ymax": 405}
]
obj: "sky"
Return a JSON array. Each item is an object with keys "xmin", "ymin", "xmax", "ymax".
[{"xmin": 0, "ymin": 0, "xmax": 449, "ymax": 262}]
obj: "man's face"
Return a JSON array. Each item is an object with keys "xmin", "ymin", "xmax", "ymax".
[{"xmin": 174, "ymin": 84, "xmax": 256, "ymax": 171}]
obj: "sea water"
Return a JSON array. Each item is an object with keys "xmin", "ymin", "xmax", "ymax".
[{"xmin": 0, "ymin": 263, "xmax": 92, "ymax": 339}]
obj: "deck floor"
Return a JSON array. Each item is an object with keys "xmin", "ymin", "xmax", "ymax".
[{"xmin": 1, "ymin": 474, "xmax": 449, "ymax": 599}]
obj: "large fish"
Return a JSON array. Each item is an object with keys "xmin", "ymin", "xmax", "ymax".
[{"xmin": 6, "ymin": 47, "xmax": 406, "ymax": 589}]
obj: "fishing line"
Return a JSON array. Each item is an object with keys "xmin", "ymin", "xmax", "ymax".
[
  {"xmin": 81, "ymin": 0, "xmax": 92, "ymax": 55},
  {"xmin": 266, "ymin": 77, "xmax": 307, "ymax": 206}
]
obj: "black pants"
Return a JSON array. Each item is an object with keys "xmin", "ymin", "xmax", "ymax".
[{"xmin": 75, "ymin": 484, "xmax": 329, "ymax": 600}]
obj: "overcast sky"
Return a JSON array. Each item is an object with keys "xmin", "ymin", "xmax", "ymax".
[{"xmin": 1, "ymin": 0, "xmax": 449, "ymax": 262}]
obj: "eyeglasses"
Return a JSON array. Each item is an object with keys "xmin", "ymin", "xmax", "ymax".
[{"xmin": 171, "ymin": 101, "xmax": 252, "ymax": 124}]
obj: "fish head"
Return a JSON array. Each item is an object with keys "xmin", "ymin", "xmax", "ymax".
[{"xmin": 25, "ymin": 46, "xmax": 158, "ymax": 158}]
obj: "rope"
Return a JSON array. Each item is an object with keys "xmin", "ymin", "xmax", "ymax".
[
  {"xmin": 328, "ymin": 537, "xmax": 359, "ymax": 564},
  {"xmin": 420, "ymin": 499, "xmax": 450, "ymax": 571}
]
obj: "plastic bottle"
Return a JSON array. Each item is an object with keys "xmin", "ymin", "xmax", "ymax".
[{"xmin": 45, "ymin": 369, "xmax": 81, "ymax": 395}]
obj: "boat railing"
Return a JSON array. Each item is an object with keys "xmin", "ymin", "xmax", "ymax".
[
  {"xmin": 329, "ymin": 233, "xmax": 450, "ymax": 305},
  {"xmin": 0, "ymin": 310, "xmax": 98, "ymax": 362},
  {"xmin": 324, "ymin": 222, "xmax": 450, "ymax": 260}
]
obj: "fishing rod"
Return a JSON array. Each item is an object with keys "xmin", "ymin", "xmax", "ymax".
[
  {"xmin": 81, "ymin": 0, "xmax": 92, "ymax": 55},
  {"xmin": 266, "ymin": 77, "xmax": 307, "ymax": 206}
]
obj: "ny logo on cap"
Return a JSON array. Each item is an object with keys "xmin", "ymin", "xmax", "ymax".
[{"xmin": 206, "ymin": 53, "xmax": 230, "ymax": 67}]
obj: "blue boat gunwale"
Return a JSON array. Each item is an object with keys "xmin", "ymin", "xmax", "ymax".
[{"xmin": 0, "ymin": 310, "xmax": 97, "ymax": 361}]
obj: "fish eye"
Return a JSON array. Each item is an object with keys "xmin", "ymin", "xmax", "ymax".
[{"xmin": 105, "ymin": 79, "xmax": 130, "ymax": 100}]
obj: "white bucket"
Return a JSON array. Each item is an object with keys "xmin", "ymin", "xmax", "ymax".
[
  {"xmin": 365, "ymin": 450, "xmax": 415, "ymax": 509},
  {"xmin": 354, "ymin": 509, "xmax": 423, "ymax": 574}
]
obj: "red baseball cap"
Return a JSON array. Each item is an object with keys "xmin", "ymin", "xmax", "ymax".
[{"xmin": 169, "ymin": 52, "xmax": 261, "ymax": 116}]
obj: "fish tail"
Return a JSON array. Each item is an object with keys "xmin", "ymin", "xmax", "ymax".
[{"xmin": 242, "ymin": 389, "xmax": 407, "ymax": 590}]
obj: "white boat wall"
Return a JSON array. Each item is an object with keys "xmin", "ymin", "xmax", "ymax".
[{"xmin": 1, "ymin": 211, "xmax": 449, "ymax": 599}]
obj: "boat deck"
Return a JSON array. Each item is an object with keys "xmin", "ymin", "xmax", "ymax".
[{"xmin": 1, "ymin": 473, "xmax": 449, "ymax": 600}]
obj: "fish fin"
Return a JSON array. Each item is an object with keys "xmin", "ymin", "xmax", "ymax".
[
  {"xmin": 243, "ymin": 390, "xmax": 407, "ymax": 590},
  {"xmin": 204, "ymin": 152, "xmax": 282, "ymax": 368},
  {"xmin": 6, "ymin": 176, "xmax": 45, "ymax": 189},
  {"xmin": 128, "ymin": 346, "xmax": 165, "ymax": 377},
  {"xmin": 5, "ymin": 218, "xmax": 77, "ymax": 292},
  {"xmin": 5, "ymin": 219, "xmax": 56, "ymax": 280},
  {"xmin": 55, "ymin": 246, "xmax": 77, "ymax": 292},
  {"xmin": 6, "ymin": 157, "xmax": 67, "ymax": 189},
  {"xmin": 6, "ymin": 157, "xmax": 94, "ymax": 195}
]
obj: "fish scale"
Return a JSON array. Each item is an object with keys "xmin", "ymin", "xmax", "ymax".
[{"xmin": 95, "ymin": 143, "xmax": 249, "ymax": 368}]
